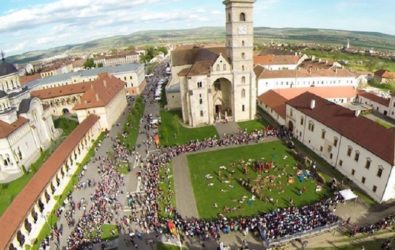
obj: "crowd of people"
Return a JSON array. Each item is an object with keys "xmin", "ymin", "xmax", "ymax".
[{"xmin": 39, "ymin": 61, "xmax": 394, "ymax": 250}]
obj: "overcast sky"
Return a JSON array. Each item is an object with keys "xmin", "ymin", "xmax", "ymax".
[{"xmin": 0, "ymin": 0, "xmax": 394, "ymax": 56}]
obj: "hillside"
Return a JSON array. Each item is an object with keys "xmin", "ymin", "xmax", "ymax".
[{"xmin": 8, "ymin": 27, "xmax": 395, "ymax": 64}]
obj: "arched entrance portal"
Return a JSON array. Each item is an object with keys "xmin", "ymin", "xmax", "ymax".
[
  {"xmin": 212, "ymin": 78, "xmax": 232, "ymax": 122},
  {"xmin": 62, "ymin": 108, "xmax": 70, "ymax": 115}
]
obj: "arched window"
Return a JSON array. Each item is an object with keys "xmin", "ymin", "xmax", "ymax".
[
  {"xmin": 241, "ymin": 76, "xmax": 246, "ymax": 84},
  {"xmin": 241, "ymin": 89, "xmax": 246, "ymax": 98},
  {"xmin": 216, "ymin": 64, "xmax": 220, "ymax": 71},
  {"xmin": 223, "ymin": 64, "xmax": 227, "ymax": 71},
  {"xmin": 240, "ymin": 12, "xmax": 246, "ymax": 21},
  {"xmin": 228, "ymin": 13, "xmax": 231, "ymax": 22},
  {"xmin": 241, "ymin": 52, "xmax": 246, "ymax": 59},
  {"xmin": 242, "ymin": 40, "xmax": 245, "ymax": 46},
  {"xmin": 242, "ymin": 65, "xmax": 245, "ymax": 71}
]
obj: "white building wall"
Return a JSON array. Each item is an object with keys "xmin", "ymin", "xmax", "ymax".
[
  {"xmin": 286, "ymin": 104, "xmax": 395, "ymax": 203},
  {"xmin": 258, "ymin": 76, "xmax": 358, "ymax": 96},
  {"xmin": 357, "ymin": 95, "xmax": 390, "ymax": 115}
]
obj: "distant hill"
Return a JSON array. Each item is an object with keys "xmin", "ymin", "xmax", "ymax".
[{"xmin": 8, "ymin": 27, "xmax": 395, "ymax": 64}]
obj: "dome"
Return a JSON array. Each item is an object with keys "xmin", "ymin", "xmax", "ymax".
[{"xmin": 0, "ymin": 59, "xmax": 18, "ymax": 77}]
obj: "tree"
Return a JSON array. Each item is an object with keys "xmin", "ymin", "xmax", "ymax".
[
  {"xmin": 97, "ymin": 63, "xmax": 104, "ymax": 68},
  {"xmin": 140, "ymin": 46, "xmax": 159, "ymax": 64},
  {"xmin": 126, "ymin": 45, "xmax": 136, "ymax": 51},
  {"xmin": 158, "ymin": 46, "xmax": 168, "ymax": 56},
  {"xmin": 84, "ymin": 59, "xmax": 96, "ymax": 69}
]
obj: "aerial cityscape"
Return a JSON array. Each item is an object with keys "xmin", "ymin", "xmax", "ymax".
[{"xmin": 1, "ymin": 0, "xmax": 395, "ymax": 249}]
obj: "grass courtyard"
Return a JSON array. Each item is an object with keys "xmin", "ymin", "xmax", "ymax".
[
  {"xmin": 237, "ymin": 119, "xmax": 268, "ymax": 133},
  {"xmin": 159, "ymin": 110, "xmax": 218, "ymax": 146},
  {"xmin": 188, "ymin": 141, "xmax": 330, "ymax": 219}
]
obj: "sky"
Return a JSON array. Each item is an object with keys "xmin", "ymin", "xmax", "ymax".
[{"xmin": 0, "ymin": 0, "xmax": 394, "ymax": 56}]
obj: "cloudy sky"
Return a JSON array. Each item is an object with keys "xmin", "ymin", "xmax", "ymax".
[{"xmin": 0, "ymin": 0, "xmax": 394, "ymax": 56}]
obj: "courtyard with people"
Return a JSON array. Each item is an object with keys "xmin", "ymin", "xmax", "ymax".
[{"xmin": 187, "ymin": 141, "xmax": 330, "ymax": 219}]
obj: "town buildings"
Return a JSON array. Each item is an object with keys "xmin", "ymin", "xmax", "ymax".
[
  {"xmin": 0, "ymin": 57, "xmax": 57, "ymax": 183},
  {"xmin": 166, "ymin": 0, "xmax": 257, "ymax": 127},
  {"xmin": 93, "ymin": 51, "xmax": 141, "ymax": 67},
  {"xmin": 26, "ymin": 63, "xmax": 146, "ymax": 96},
  {"xmin": 286, "ymin": 92, "xmax": 395, "ymax": 203}
]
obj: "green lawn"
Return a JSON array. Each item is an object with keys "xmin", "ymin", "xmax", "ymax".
[
  {"xmin": 123, "ymin": 96, "xmax": 145, "ymax": 149},
  {"xmin": 188, "ymin": 141, "xmax": 330, "ymax": 219},
  {"xmin": 100, "ymin": 224, "xmax": 119, "ymax": 241},
  {"xmin": 159, "ymin": 110, "xmax": 218, "ymax": 146},
  {"xmin": 238, "ymin": 119, "xmax": 267, "ymax": 133},
  {"xmin": 158, "ymin": 163, "xmax": 176, "ymax": 218},
  {"xmin": 54, "ymin": 117, "xmax": 79, "ymax": 136},
  {"xmin": 116, "ymin": 163, "xmax": 130, "ymax": 175},
  {"xmin": 157, "ymin": 243, "xmax": 186, "ymax": 250}
]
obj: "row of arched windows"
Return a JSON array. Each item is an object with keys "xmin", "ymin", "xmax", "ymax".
[{"xmin": 228, "ymin": 12, "xmax": 247, "ymax": 22}]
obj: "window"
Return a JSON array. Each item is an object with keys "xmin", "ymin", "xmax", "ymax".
[
  {"xmin": 242, "ymin": 65, "xmax": 245, "ymax": 71},
  {"xmin": 241, "ymin": 76, "xmax": 246, "ymax": 84},
  {"xmin": 216, "ymin": 64, "xmax": 220, "ymax": 71},
  {"xmin": 351, "ymin": 169, "xmax": 355, "ymax": 175},
  {"xmin": 197, "ymin": 81, "xmax": 202, "ymax": 88},
  {"xmin": 308, "ymin": 122, "xmax": 314, "ymax": 132},
  {"xmin": 241, "ymin": 89, "xmax": 246, "ymax": 98},
  {"xmin": 240, "ymin": 12, "xmax": 246, "ymax": 21},
  {"xmin": 339, "ymin": 160, "xmax": 343, "ymax": 166},
  {"xmin": 241, "ymin": 52, "xmax": 246, "ymax": 59},
  {"xmin": 365, "ymin": 159, "xmax": 371, "ymax": 169},
  {"xmin": 334, "ymin": 137, "xmax": 338, "ymax": 147},
  {"xmin": 321, "ymin": 130, "xmax": 326, "ymax": 139},
  {"xmin": 242, "ymin": 40, "xmax": 245, "ymax": 46},
  {"xmin": 199, "ymin": 98, "xmax": 203, "ymax": 105},
  {"xmin": 242, "ymin": 105, "xmax": 245, "ymax": 112},
  {"xmin": 347, "ymin": 147, "xmax": 352, "ymax": 157},
  {"xmin": 320, "ymin": 146, "xmax": 323, "ymax": 152},
  {"xmin": 300, "ymin": 118, "xmax": 304, "ymax": 125},
  {"xmin": 373, "ymin": 185, "xmax": 377, "ymax": 192},
  {"xmin": 361, "ymin": 177, "xmax": 366, "ymax": 184},
  {"xmin": 228, "ymin": 13, "xmax": 231, "ymax": 22},
  {"xmin": 200, "ymin": 110, "xmax": 204, "ymax": 117},
  {"xmin": 377, "ymin": 167, "xmax": 383, "ymax": 178},
  {"xmin": 130, "ymin": 76, "xmax": 133, "ymax": 80},
  {"xmin": 223, "ymin": 64, "xmax": 227, "ymax": 71},
  {"xmin": 330, "ymin": 153, "xmax": 333, "ymax": 159},
  {"xmin": 354, "ymin": 151, "xmax": 360, "ymax": 162}
]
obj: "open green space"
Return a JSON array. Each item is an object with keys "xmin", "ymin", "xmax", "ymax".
[
  {"xmin": 368, "ymin": 79, "xmax": 395, "ymax": 92},
  {"xmin": 188, "ymin": 141, "xmax": 330, "ymax": 219},
  {"xmin": 123, "ymin": 96, "xmax": 145, "ymax": 150},
  {"xmin": 304, "ymin": 49, "xmax": 395, "ymax": 72},
  {"xmin": 156, "ymin": 243, "xmax": 186, "ymax": 250},
  {"xmin": 238, "ymin": 119, "xmax": 267, "ymax": 133},
  {"xmin": 158, "ymin": 163, "xmax": 176, "ymax": 218},
  {"xmin": 159, "ymin": 110, "xmax": 218, "ymax": 146},
  {"xmin": 311, "ymin": 237, "xmax": 395, "ymax": 250},
  {"xmin": 292, "ymin": 139, "xmax": 377, "ymax": 206},
  {"xmin": 54, "ymin": 116, "xmax": 79, "ymax": 136}
]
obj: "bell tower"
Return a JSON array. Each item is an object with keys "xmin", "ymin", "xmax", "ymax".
[{"xmin": 223, "ymin": 0, "xmax": 256, "ymax": 122}]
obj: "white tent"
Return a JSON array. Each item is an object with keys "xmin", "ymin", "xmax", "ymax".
[{"xmin": 339, "ymin": 189, "xmax": 358, "ymax": 201}]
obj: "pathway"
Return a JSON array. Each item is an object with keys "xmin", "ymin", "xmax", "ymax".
[
  {"xmin": 215, "ymin": 121, "xmax": 240, "ymax": 137},
  {"xmin": 172, "ymin": 154, "xmax": 200, "ymax": 219}
]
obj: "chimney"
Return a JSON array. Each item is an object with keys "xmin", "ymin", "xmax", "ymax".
[
  {"xmin": 355, "ymin": 110, "xmax": 361, "ymax": 117},
  {"xmin": 310, "ymin": 99, "xmax": 316, "ymax": 110},
  {"xmin": 95, "ymin": 94, "xmax": 100, "ymax": 102}
]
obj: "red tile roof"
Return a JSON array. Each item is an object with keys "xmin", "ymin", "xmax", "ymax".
[
  {"xmin": 358, "ymin": 90, "xmax": 390, "ymax": 106},
  {"xmin": 19, "ymin": 74, "xmax": 41, "ymax": 85},
  {"xmin": 254, "ymin": 55, "xmax": 300, "ymax": 66},
  {"xmin": 0, "ymin": 117, "xmax": 29, "ymax": 139},
  {"xmin": 287, "ymin": 92, "xmax": 395, "ymax": 165},
  {"xmin": 375, "ymin": 70, "xmax": 395, "ymax": 79},
  {"xmin": 0, "ymin": 115, "xmax": 100, "ymax": 249},
  {"xmin": 73, "ymin": 73, "xmax": 124, "ymax": 110},
  {"xmin": 258, "ymin": 87, "xmax": 357, "ymax": 119},
  {"xmin": 31, "ymin": 82, "xmax": 89, "ymax": 99}
]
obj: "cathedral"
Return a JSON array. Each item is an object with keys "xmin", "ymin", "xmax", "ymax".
[
  {"xmin": 0, "ymin": 56, "xmax": 57, "ymax": 183},
  {"xmin": 167, "ymin": 0, "xmax": 257, "ymax": 127}
]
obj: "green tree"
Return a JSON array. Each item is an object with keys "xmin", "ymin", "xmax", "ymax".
[
  {"xmin": 158, "ymin": 46, "xmax": 168, "ymax": 56},
  {"xmin": 140, "ymin": 46, "xmax": 159, "ymax": 64},
  {"xmin": 83, "ymin": 59, "xmax": 96, "ymax": 69}
]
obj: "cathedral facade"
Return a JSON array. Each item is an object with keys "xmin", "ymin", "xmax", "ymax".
[{"xmin": 168, "ymin": 0, "xmax": 256, "ymax": 127}]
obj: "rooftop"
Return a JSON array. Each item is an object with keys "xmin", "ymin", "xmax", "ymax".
[{"xmin": 255, "ymin": 66, "xmax": 356, "ymax": 79}]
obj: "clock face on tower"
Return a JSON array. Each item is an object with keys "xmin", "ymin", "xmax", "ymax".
[{"xmin": 238, "ymin": 25, "xmax": 247, "ymax": 35}]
